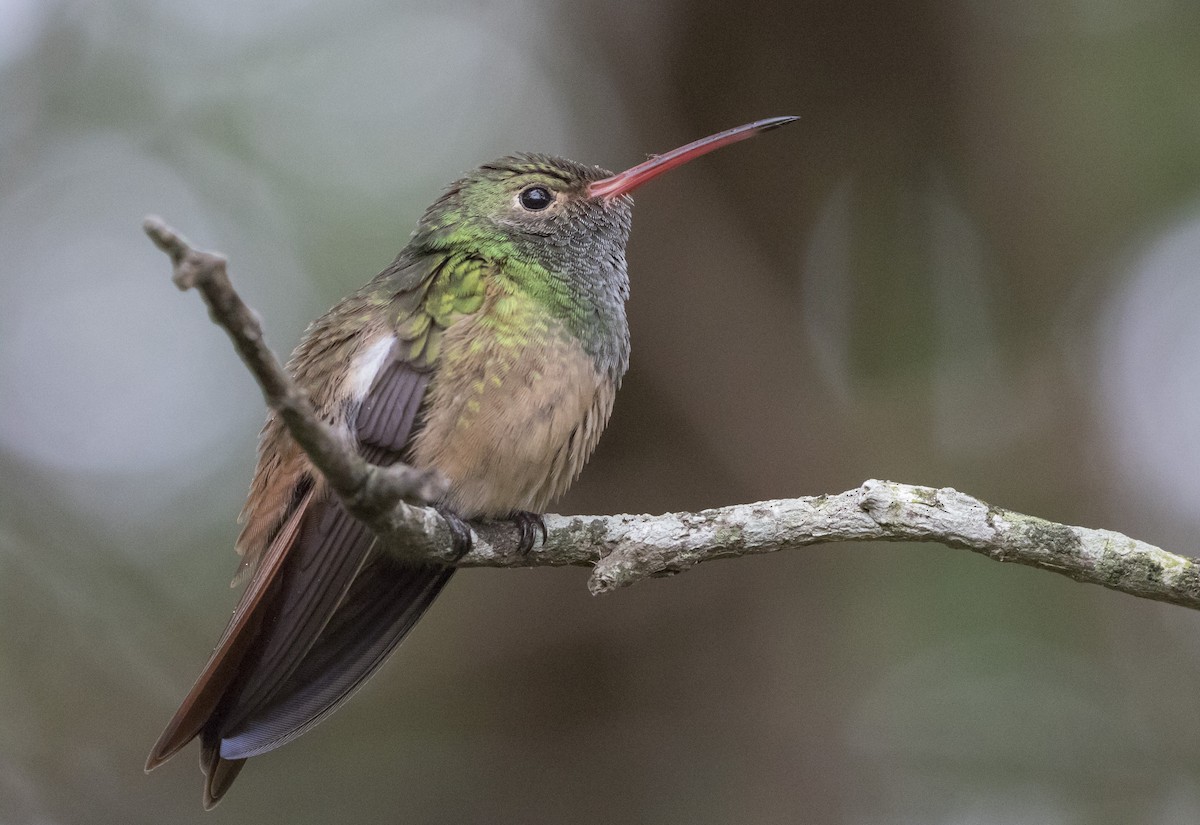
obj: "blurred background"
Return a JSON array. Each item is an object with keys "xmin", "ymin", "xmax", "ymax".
[{"xmin": 4, "ymin": 0, "xmax": 1200, "ymax": 822}]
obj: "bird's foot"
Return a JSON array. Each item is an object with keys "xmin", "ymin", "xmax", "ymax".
[
  {"xmin": 508, "ymin": 510, "xmax": 547, "ymax": 556},
  {"xmin": 436, "ymin": 505, "xmax": 474, "ymax": 560}
]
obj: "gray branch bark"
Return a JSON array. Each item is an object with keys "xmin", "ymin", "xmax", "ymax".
[{"xmin": 144, "ymin": 216, "xmax": 1200, "ymax": 608}]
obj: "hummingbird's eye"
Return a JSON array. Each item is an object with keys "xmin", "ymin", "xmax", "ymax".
[{"xmin": 519, "ymin": 186, "xmax": 554, "ymax": 211}]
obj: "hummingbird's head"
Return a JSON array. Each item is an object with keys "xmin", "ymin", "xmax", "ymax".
[
  {"xmin": 404, "ymin": 117, "xmax": 797, "ymax": 374},
  {"xmin": 411, "ymin": 154, "xmax": 634, "ymax": 277},
  {"xmin": 410, "ymin": 116, "xmax": 799, "ymax": 279}
]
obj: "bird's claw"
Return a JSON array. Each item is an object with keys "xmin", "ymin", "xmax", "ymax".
[
  {"xmin": 436, "ymin": 506, "xmax": 474, "ymax": 561},
  {"xmin": 509, "ymin": 511, "xmax": 547, "ymax": 556}
]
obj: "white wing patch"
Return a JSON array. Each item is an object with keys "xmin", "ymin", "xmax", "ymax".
[{"xmin": 345, "ymin": 334, "xmax": 395, "ymax": 403}]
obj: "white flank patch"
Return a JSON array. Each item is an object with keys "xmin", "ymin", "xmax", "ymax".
[{"xmin": 346, "ymin": 334, "xmax": 395, "ymax": 402}]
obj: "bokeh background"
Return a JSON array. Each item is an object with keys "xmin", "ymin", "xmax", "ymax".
[{"xmin": 4, "ymin": 0, "xmax": 1200, "ymax": 822}]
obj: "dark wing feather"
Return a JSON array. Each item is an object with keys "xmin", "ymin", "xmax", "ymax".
[
  {"xmin": 203, "ymin": 363, "xmax": 450, "ymax": 764},
  {"xmin": 217, "ymin": 553, "xmax": 452, "ymax": 758},
  {"xmin": 356, "ymin": 358, "xmax": 430, "ymax": 452},
  {"xmin": 211, "ymin": 500, "xmax": 379, "ymax": 735}
]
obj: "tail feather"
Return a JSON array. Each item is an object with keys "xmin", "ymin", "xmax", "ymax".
[
  {"xmin": 145, "ymin": 489, "xmax": 314, "ymax": 772},
  {"xmin": 201, "ymin": 732, "xmax": 246, "ymax": 810}
]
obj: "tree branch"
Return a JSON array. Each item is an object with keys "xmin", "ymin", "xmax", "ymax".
[{"xmin": 144, "ymin": 217, "xmax": 1200, "ymax": 609}]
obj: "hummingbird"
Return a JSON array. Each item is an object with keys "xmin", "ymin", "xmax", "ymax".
[{"xmin": 145, "ymin": 116, "xmax": 797, "ymax": 808}]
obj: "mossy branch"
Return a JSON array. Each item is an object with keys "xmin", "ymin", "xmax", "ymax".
[{"xmin": 144, "ymin": 217, "xmax": 1200, "ymax": 607}]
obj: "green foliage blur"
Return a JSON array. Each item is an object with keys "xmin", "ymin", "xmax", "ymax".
[{"xmin": 3, "ymin": 0, "xmax": 1200, "ymax": 822}]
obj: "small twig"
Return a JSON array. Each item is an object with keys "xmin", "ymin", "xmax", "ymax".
[
  {"xmin": 142, "ymin": 216, "xmax": 446, "ymax": 538},
  {"xmin": 144, "ymin": 217, "xmax": 1200, "ymax": 610}
]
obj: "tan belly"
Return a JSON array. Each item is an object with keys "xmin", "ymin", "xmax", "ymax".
[{"xmin": 409, "ymin": 310, "xmax": 616, "ymax": 518}]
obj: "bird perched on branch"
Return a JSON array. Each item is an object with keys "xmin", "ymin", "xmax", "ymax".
[{"xmin": 145, "ymin": 116, "xmax": 797, "ymax": 808}]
